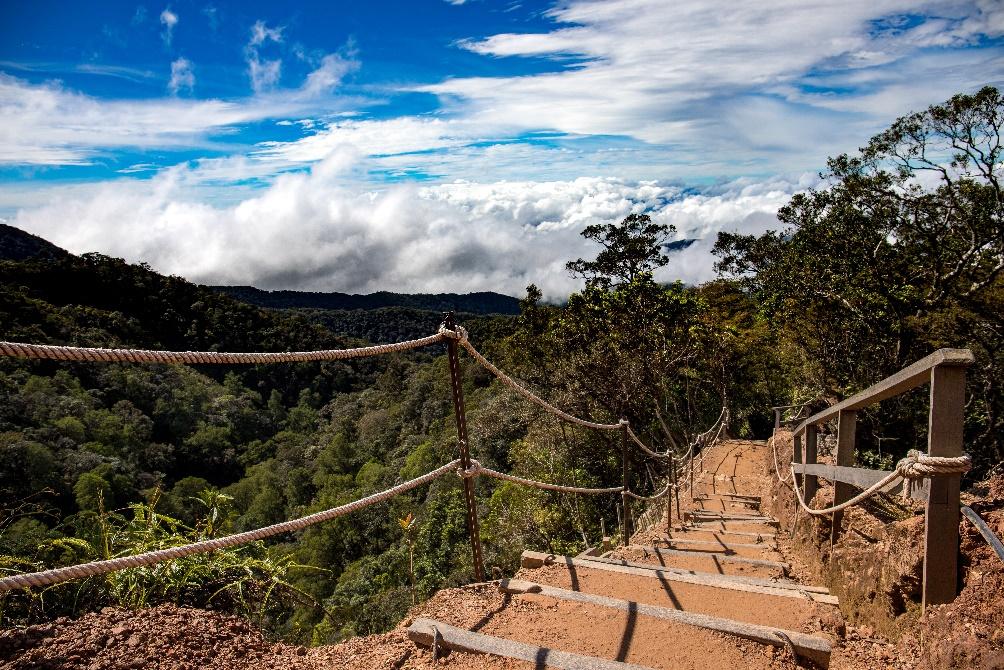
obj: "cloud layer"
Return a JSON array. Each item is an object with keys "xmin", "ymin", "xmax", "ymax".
[{"xmin": 11, "ymin": 153, "xmax": 804, "ymax": 298}]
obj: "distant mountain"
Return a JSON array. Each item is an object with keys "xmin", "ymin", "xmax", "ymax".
[
  {"xmin": 210, "ymin": 285, "xmax": 522, "ymax": 315},
  {"xmin": 0, "ymin": 224, "xmax": 72, "ymax": 262}
]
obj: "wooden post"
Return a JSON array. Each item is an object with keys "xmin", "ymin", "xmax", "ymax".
[
  {"xmin": 667, "ymin": 451, "xmax": 676, "ymax": 533},
  {"xmin": 621, "ymin": 422, "xmax": 630, "ymax": 545},
  {"xmin": 831, "ymin": 410, "xmax": 856, "ymax": 545},
  {"xmin": 443, "ymin": 313, "xmax": 485, "ymax": 582},
  {"xmin": 804, "ymin": 424, "xmax": 819, "ymax": 504},
  {"xmin": 774, "ymin": 408, "xmax": 782, "ymax": 431},
  {"xmin": 923, "ymin": 365, "xmax": 966, "ymax": 608},
  {"xmin": 792, "ymin": 432, "xmax": 803, "ymax": 490}
]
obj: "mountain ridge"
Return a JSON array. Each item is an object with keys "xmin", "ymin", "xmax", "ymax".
[{"xmin": 209, "ymin": 285, "xmax": 521, "ymax": 315}]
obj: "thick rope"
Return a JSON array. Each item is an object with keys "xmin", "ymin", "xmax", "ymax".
[
  {"xmin": 625, "ymin": 481, "xmax": 674, "ymax": 501},
  {"xmin": 0, "ymin": 459, "xmax": 461, "ymax": 592},
  {"xmin": 770, "ymin": 434, "xmax": 794, "ymax": 485},
  {"xmin": 439, "ymin": 325, "xmax": 621, "ymax": 431},
  {"xmin": 627, "ymin": 425, "xmax": 670, "ymax": 459},
  {"xmin": 0, "ymin": 333, "xmax": 445, "ymax": 365},
  {"xmin": 790, "ymin": 450, "xmax": 971, "ymax": 516},
  {"xmin": 459, "ymin": 459, "xmax": 623, "ymax": 495}
]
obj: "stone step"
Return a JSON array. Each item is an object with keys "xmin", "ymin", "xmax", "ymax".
[{"xmin": 499, "ymin": 580, "xmax": 831, "ymax": 668}]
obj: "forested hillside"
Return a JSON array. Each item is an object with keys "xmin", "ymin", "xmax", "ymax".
[
  {"xmin": 0, "ymin": 87, "xmax": 1000, "ymax": 647},
  {"xmin": 211, "ymin": 286, "xmax": 521, "ymax": 315}
]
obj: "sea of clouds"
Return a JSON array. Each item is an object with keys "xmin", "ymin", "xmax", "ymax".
[{"xmin": 10, "ymin": 151, "xmax": 813, "ymax": 299}]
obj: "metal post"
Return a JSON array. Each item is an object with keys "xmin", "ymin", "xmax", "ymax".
[
  {"xmin": 442, "ymin": 313, "xmax": 485, "ymax": 582},
  {"xmin": 923, "ymin": 365, "xmax": 966, "ymax": 608},
  {"xmin": 804, "ymin": 424, "xmax": 819, "ymax": 504},
  {"xmin": 621, "ymin": 421, "xmax": 630, "ymax": 546},
  {"xmin": 831, "ymin": 410, "xmax": 856, "ymax": 545},
  {"xmin": 689, "ymin": 451, "xmax": 695, "ymax": 501},
  {"xmin": 667, "ymin": 451, "xmax": 675, "ymax": 533}
]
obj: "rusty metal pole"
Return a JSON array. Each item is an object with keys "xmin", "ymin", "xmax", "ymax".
[
  {"xmin": 667, "ymin": 451, "xmax": 676, "ymax": 534},
  {"xmin": 442, "ymin": 313, "xmax": 485, "ymax": 582},
  {"xmin": 621, "ymin": 421, "xmax": 630, "ymax": 546},
  {"xmin": 689, "ymin": 450, "xmax": 695, "ymax": 501}
]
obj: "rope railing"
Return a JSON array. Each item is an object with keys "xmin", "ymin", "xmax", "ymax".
[
  {"xmin": 0, "ymin": 323, "xmax": 723, "ymax": 591},
  {"xmin": 624, "ymin": 481, "xmax": 674, "ymax": 501},
  {"xmin": 438, "ymin": 325, "xmax": 622, "ymax": 431},
  {"xmin": 789, "ymin": 450, "xmax": 972, "ymax": 516},
  {"xmin": 0, "ymin": 459, "xmax": 462, "ymax": 592},
  {"xmin": 0, "ymin": 333, "xmax": 446, "ymax": 365},
  {"xmin": 459, "ymin": 460, "xmax": 624, "ymax": 495}
]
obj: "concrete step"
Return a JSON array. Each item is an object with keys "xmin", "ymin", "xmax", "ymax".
[
  {"xmin": 627, "ymin": 544, "xmax": 790, "ymax": 572},
  {"xmin": 610, "ymin": 546, "xmax": 785, "ymax": 580},
  {"xmin": 523, "ymin": 552, "xmax": 835, "ymax": 604},
  {"xmin": 499, "ymin": 580, "xmax": 831, "ymax": 668},
  {"xmin": 665, "ymin": 528, "xmax": 777, "ymax": 542},
  {"xmin": 577, "ymin": 554, "xmax": 830, "ymax": 595},
  {"xmin": 654, "ymin": 536, "xmax": 780, "ymax": 557},
  {"xmin": 409, "ymin": 617, "xmax": 657, "ymax": 670},
  {"xmin": 520, "ymin": 555, "xmax": 836, "ymax": 625}
]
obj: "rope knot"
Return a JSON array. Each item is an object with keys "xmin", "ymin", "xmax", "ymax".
[
  {"xmin": 896, "ymin": 450, "xmax": 972, "ymax": 479},
  {"xmin": 458, "ymin": 458, "xmax": 483, "ymax": 479},
  {"xmin": 438, "ymin": 324, "xmax": 469, "ymax": 344},
  {"xmin": 618, "ymin": 418, "xmax": 630, "ymax": 427}
]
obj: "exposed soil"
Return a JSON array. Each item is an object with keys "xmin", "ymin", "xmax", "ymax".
[{"xmin": 765, "ymin": 430, "xmax": 1004, "ymax": 669}]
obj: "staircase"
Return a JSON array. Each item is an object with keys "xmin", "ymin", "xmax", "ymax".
[{"xmin": 407, "ymin": 440, "xmax": 839, "ymax": 669}]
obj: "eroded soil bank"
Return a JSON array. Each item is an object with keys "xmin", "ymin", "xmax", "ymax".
[{"xmin": 767, "ymin": 430, "xmax": 1004, "ymax": 669}]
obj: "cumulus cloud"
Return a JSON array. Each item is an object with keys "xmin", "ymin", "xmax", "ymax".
[
  {"xmin": 159, "ymin": 8, "xmax": 178, "ymax": 46},
  {"xmin": 9, "ymin": 152, "xmax": 808, "ymax": 297},
  {"xmin": 168, "ymin": 57, "xmax": 194, "ymax": 95}
]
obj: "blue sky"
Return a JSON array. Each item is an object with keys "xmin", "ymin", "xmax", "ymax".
[{"xmin": 1, "ymin": 1, "xmax": 1002, "ymax": 296}]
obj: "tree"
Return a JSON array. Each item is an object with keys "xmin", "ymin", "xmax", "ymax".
[
  {"xmin": 713, "ymin": 86, "xmax": 1003, "ymax": 469},
  {"xmin": 566, "ymin": 214, "xmax": 674, "ymax": 289}
]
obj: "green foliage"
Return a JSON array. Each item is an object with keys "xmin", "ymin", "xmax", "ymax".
[
  {"xmin": 566, "ymin": 213, "xmax": 674, "ymax": 289},
  {"xmin": 0, "ymin": 495, "xmax": 321, "ymax": 629},
  {"xmin": 713, "ymin": 85, "xmax": 1004, "ymax": 470}
]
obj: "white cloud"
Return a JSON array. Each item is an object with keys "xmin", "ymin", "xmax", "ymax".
[
  {"xmin": 8, "ymin": 152, "xmax": 808, "ymax": 297},
  {"xmin": 168, "ymin": 57, "xmax": 195, "ymax": 95},
  {"xmin": 249, "ymin": 20, "xmax": 284, "ymax": 47},
  {"xmin": 300, "ymin": 53, "xmax": 356, "ymax": 97},
  {"xmin": 248, "ymin": 57, "xmax": 281, "ymax": 93},
  {"xmin": 246, "ymin": 20, "xmax": 285, "ymax": 93},
  {"xmin": 0, "ymin": 73, "xmax": 354, "ymax": 166},
  {"xmin": 421, "ymin": 0, "xmax": 1004, "ymax": 168},
  {"xmin": 160, "ymin": 8, "xmax": 178, "ymax": 46}
]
